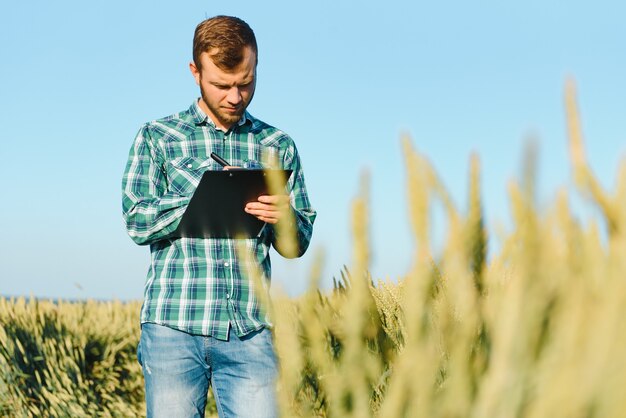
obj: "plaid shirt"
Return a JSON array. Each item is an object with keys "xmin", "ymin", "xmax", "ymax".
[{"xmin": 122, "ymin": 100, "xmax": 316, "ymax": 340}]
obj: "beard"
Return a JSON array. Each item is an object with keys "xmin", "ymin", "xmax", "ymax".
[{"xmin": 199, "ymin": 84, "xmax": 252, "ymax": 129}]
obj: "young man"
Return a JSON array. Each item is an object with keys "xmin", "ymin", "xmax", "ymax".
[{"xmin": 122, "ymin": 16, "xmax": 316, "ymax": 418}]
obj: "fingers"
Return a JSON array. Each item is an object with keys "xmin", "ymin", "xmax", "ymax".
[
  {"xmin": 244, "ymin": 206, "xmax": 280, "ymax": 224},
  {"xmin": 244, "ymin": 203, "xmax": 283, "ymax": 224},
  {"xmin": 245, "ymin": 195, "xmax": 290, "ymax": 224},
  {"xmin": 257, "ymin": 195, "xmax": 290, "ymax": 205}
]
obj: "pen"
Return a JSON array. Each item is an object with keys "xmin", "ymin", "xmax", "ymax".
[{"xmin": 210, "ymin": 152, "xmax": 230, "ymax": 167}]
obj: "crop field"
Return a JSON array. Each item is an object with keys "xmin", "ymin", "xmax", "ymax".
[{"xmin": 2, "ymin": 82, "xmax": 625, "ymax": 417}]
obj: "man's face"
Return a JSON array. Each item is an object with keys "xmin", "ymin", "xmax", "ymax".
[{"xmin": 190, "ymin": 46, "xmax": 256, "ymax": 131}]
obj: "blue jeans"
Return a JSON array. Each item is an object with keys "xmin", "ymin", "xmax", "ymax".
[{"xmin": 137, "ymin": 323, "xmax": 278, "ymax": 418}]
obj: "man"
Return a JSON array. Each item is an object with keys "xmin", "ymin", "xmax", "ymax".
[{"xmin": 121, "ymin": 15, "xmax": 316, "ymax": 418}]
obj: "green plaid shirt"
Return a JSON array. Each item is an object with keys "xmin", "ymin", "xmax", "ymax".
[{"xmin": 122, "ymin": 100, "xmax": 316, "ymax": 340}]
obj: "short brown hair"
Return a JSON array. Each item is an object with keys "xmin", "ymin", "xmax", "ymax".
[{"xmin": 193, "ymin": 16, "xmax": 258, "ymax": 71}]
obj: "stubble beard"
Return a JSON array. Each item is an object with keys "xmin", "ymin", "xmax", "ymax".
[{"xmin": 200, "ymin": 86, "xmax": 246, "ymax": 129}]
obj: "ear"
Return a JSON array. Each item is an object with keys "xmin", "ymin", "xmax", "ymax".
[{"xmin": 189, "ymin": 61, "xmax": 201, "ymax": 85}]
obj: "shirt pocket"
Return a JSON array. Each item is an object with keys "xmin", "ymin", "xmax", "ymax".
[{"xmin": 166, "ymin": 157, "xmax": 213, "ymax": 196}]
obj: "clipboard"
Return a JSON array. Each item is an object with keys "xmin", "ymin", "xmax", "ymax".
[{"xmin": 174, "ymin": 169, "xmax": 292, "ymax": 239}]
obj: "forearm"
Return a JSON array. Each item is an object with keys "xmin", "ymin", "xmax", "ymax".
[{"xmin": 272, "ymin": 207, "xmax": 315, "ymax": 258}]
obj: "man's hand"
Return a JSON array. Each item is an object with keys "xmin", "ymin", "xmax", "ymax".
[{"xmin": 245, "ymin": 195, "xmax": 291, "ymax": 224}]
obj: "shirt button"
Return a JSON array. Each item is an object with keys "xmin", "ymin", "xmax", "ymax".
[
  {"xmin": 187, "ymin": 163, "xmax": 193, "ymax": 168},
  {"xmin": 224, "ymin": 262, "xmax": 230, "ymax": 267}
]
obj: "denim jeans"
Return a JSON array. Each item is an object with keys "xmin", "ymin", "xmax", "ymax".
[{"xmin": 137, "ymin": 323, "xmax": 278, "ymax": 418}]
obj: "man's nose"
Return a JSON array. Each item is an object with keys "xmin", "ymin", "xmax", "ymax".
[{"xmin": 226, "ymin": 87, "xmax": 242, "ymax": 105}]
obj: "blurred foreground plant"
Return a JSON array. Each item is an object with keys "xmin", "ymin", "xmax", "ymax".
[{"xmin": 271, "ymin": 80, "xmax": 626, "ymax": 417}]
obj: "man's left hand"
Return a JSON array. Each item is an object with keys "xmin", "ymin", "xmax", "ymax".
[{"xmin": 245, "ymin": 195, "xmax": 291, "ymax": 224}]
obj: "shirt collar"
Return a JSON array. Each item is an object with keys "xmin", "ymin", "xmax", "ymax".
[{"xmin": 189, "ymin": 99, "xmax": 250, "ymax": 130}]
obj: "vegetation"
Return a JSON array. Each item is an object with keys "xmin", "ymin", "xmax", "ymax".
[
  {"xmin": 2, "ymin": 81, "xmax": 625, "ymax": 417},
  {"xmin": 0, "ymin": 299, "xmax": 144, "ymax": 417},
  {"xmin": 271, "ymin": 80, "xmax": 626, "ymax": 417}
]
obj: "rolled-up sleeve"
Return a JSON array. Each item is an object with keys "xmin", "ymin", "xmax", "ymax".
[{"xmin": 273, "ymin": 140, "xmax": 316, "ymax": 257}]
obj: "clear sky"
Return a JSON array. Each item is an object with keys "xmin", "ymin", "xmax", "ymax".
[{"xmin": 1, "ymin": 1, "xmax": 624, "ymax": 300}]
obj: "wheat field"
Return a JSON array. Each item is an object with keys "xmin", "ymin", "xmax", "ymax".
[{"xmin": 2, "ymin": 80, "xmax": 625, "ymax": 417}]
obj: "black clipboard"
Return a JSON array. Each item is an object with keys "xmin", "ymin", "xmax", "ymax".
[{"xmin": 174, "ymin": 169, "xmax": 292, "ymax": 239}]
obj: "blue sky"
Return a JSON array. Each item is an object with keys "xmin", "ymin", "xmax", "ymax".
[{"xmin": 1, "ymin": 1, "xmax": 624, "ymax": 300}]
